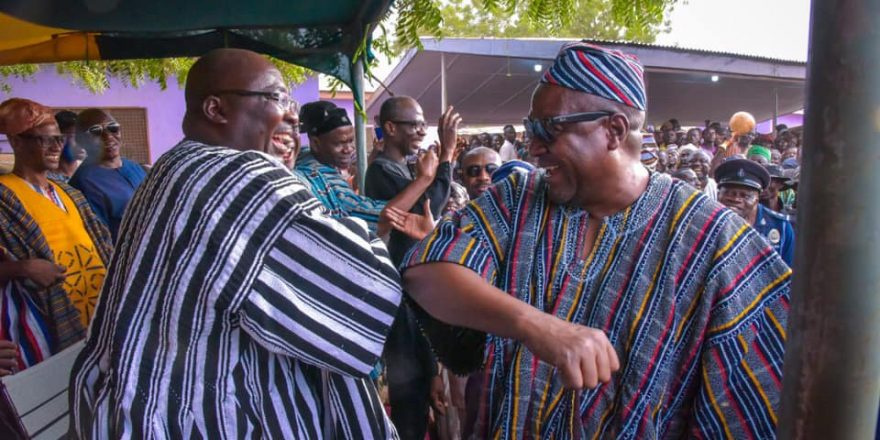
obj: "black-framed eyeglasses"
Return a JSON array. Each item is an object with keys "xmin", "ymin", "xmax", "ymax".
[
  {"xmin": 86, "ymin": 122, "xmax": 121, "ymax": 137},
  {"xmin": 465, "ymin": 163, "xmax": 499, "ymax": 178},
  {"xmin": 213, "ymin": 89, "xmax": 294, "ymax": 110},
  {"xmin": 15, "ymin": 133, "xmax": 64, "ymax": 147},
  {"xmin": 391, "ymin": 120, "xmax": 428, "ymax": 131},
  {"xmin": 523, "ymin": 111, "xmax": 615, "ymax": 143}
]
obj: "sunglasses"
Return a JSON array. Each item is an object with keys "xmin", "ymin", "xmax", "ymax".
[
  {"xmin": 523, "ymin": 111, "xmax": 614, "ymax": 143},
  {"xmin": 16, "ymin": 133, "xmax": 64, "ymax": 147},
  {"xmin": 465, "ymin": 163, "xmax": 499, "ymax": 178},
  {"xmin": 87, "ymin": 122, "xmax": 121, "ymax": 137}
]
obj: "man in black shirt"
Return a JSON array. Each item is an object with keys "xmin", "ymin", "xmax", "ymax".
[
  {"xmin": 365, "ymin": 96, "xmax": 459, "ymax": 439},
  {"xmin": 366, "ymin": 96, "xmax": 458, "ymax": 264}
]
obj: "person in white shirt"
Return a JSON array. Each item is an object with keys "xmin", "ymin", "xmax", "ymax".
[{"xmin": 498, "ymin": 124, "xmax": 520, "ymax": 162}]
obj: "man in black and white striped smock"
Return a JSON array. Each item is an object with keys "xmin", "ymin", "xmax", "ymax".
[{"xmin": 69, "ymin": 49, "xmax": 402, "ymax": 439}]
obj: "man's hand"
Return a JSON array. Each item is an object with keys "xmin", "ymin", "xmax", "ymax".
[
  {"xmin": 0, "ymin": 340, "xmax": 18, "ymax": 376},
  {"xmin": 21, "ymin": 259, "xmax": 66, "ymax": 289},
  {"xmin": 448, "ymin": 373, "xmax": 468, "ymax": 409},
  {"xmin": 382, "ymin": 199, "xmax": 435, "ymax": 240},
  {"xmin": 437, "ymin": 106, "xmax": 462, "ymax": 163},
  {"xmin": 429, "ymin": 373, "xmax": 449, "ymax": 416},
  {"xmin": 415, "ymin": 146, "xmax": 439, "ymax": 181},
  {"xmin": 520, "ymin": 314, "xmax": 620, "ymax": 389}
]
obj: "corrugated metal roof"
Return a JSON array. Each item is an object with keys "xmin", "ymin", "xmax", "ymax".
[{"xmin": 419, "ymin": 36, "xmax": 808, "ymax": 65}]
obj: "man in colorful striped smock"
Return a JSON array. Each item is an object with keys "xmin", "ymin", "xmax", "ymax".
[{"xmin": 401, "ymin": 42, "xmax": 791, "ymax": 439}]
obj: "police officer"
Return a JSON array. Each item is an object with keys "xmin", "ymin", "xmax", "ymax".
[{"xmin": 716, "ymin": 158, "xmax": 795, "ymax": 266}]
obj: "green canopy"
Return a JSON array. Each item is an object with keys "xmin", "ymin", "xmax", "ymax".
[
  {"xmin": 0, "ymin": 0, "xmax": 392, "ymax": 186},
  {"xmin": 0, "ymin": 0, "xmax": 392, "ymax": 99}
]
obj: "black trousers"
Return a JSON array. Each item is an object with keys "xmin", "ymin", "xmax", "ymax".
[{"xmin": 384, "ymin": 303, "xmax": 436, "ymax": 440}]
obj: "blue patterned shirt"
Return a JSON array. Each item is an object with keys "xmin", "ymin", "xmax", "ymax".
[{"xmin": 295, "ymin": 148, "xmax": 386, "ymax": 232}]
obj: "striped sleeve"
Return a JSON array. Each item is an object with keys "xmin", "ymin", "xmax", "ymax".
[
  {"xmin": 240, "ymin": 211, "xmax": 402, "ymax": 377},
  {"xmin": 692, "ymin": 225, "xmax": 792, "ymax": 439},
  {"xmin": 333, "ymin": 180, "xmax": 387, "ymax": 230},
  {"xmin": 401, "ymin": 171, "xmax": 520, "ymax": 281},
  {"xmin": 399, "ymin": 174, "xmax": 521, "ymax": 374}
]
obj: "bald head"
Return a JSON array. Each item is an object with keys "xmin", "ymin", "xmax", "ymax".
[
  {"xmin": 185, "ymin": 49, "xmax": 278, "ymax": 116},
  {"xmin": 461, "ymin": 146, "xmax": 500, "ymax": 164},
  {"xmin": 182, "ymin": 49, "xmax": 291, "ymax": 152},
  {"xmin": 461, "ymin": 146, "xmax": 501, "ymax": 198}
]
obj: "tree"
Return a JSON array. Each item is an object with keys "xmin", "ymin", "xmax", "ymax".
[
  {"xmin": 391, "ymin": 0, "xmax": 675, "ymax": 49},
  {"xmin": 0, "ymin": 0, "xmax": 676, "ymax": 93},
  {"xmin": 433, "ymin": 0, "xmax": 669, "ymax": 42}
]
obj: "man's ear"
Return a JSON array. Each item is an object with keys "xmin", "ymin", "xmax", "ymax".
[
  {"xmin": 202, "ymin": 96, "xmax": 228, "ymax": 125},
  {"xmin": 383, "ymin": 121, "xmax": 396, "ymax": 138},
  {"xmin": 606, "ymin": 113, "xmax": 631, "ymax": 152}
]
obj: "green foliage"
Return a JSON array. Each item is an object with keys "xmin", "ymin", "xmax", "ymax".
[
  {"xmin": 2, "ymin": 0, "xmax": 674, "ymax": 94},
  {"xmin": 0, "ymin": 64, "xmax": 40, "ymax": 93},
  {"xmin": 388, "ymin": 0, "xmax": 674, "ymax": 54},
  {"xmin": 2, "ymin": 57, "xmax": 308, "ymax": 94}
]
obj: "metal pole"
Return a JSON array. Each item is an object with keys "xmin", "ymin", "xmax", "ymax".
[
  {"xmin": 773, "ymin": 87, "xmax": 779, "ymax": 131},
  {"xmin": 440, "ymin": 52, "xmax": 448, "ymax": 111},
  {"xmin": 353, "ymin": 58, "xmax": 368, "ymax": 192},
  {"xmin": 778, "ymin": 0, "xmax": 880, "ymax": 438}
]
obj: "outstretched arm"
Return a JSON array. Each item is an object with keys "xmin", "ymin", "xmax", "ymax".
[{"xmin": 403, "ymin": 263, "xmax": 619, "ymax": 389}]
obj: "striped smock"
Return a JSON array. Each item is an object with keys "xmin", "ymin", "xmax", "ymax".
[
  {"xmin": 403, "ymin": 171, "xmax": 791, "ymax": 439},
  {"xmin": 69, "ymin": 141, "xmax": 402, "ymax": 439}
]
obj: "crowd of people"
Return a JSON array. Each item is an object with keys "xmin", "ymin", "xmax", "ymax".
[{"xmin": 0, "ymin": 42, "xmax": 797, "ymax": 439}]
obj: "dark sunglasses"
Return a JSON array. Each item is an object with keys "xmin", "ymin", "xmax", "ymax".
[
  {"xmin": 465, "ymin": 163, "xmax": 499, "ymax": 178},
  {"xmin": 16, "ymin": 133, "xmax": 64, "ymax": 146},
  {"xmin": 523, "ymin": 111, "xmax": 615, "ymax": 143},
  {"xmin": 86, "ymin": 122, "xmax": 121, "ymax": 137}
]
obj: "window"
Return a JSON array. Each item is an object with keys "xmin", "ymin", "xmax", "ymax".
[{"xmin": 56, "ymin": 107, "xmax": 152, "ymax": 164}]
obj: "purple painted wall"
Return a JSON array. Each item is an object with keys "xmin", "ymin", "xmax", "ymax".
[
  {"xmin": 0, "ymin": 69, "xmax": 320, "ymax": 162},
  {"xmin": 326, "ymin": 97, "xmax": 355, "ymax": 124},
  {"xmin": 757, "ymin": 112, "xmax": 804, "ymax": 133}
]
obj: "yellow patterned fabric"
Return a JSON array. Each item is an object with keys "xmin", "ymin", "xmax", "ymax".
[{"xmin": 0, "ymin": 174, "xmax": 106, "ymax": 327}]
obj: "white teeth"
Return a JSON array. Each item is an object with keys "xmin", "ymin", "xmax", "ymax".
[{"xmin": 540, "ymin": 165, "xmax": 559, "ymax": 176}]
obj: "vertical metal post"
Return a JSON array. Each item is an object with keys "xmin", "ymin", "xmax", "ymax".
[
  {"xmin": 778, "ymin": 0, "xmax": 880, "ymax": 438},
  {"xmin": 773, "ymin": 87, "xmax": 779, "ymax": 130},
  {"xmin": 440, "ymin": 52, "xmax": 448, "ymax": 111},
  {"xmin": 354, "ymin": 58, "xmax": 368, "ymax": 192}
]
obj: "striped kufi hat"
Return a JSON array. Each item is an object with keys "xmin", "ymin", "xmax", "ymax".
[{"xmin": 541, "ymin": 41, "xmax": 647, "ymax": 111}]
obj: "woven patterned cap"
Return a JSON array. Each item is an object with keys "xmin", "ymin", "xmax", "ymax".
[{"xmin": 541, "ymin": 42, "xmax": 646, "ymax": 111}]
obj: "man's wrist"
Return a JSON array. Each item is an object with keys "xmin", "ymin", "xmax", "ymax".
[
  {"xmin": 416, "ymin": 174, "xmax": 435, "ymax": 185},
  {"xmin": 510, "ymin": 305, "xmax": 545, "ymax": 345}
]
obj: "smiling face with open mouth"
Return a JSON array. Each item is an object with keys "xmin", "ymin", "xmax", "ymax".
[
  {"xmin": 12, "ymin": 122, "xmax": 64, "ymax": 173},
  {"xmin": 527, "ymin": 84, "xmax": 620, "ymax": 208},
  {"xmin": 270, "ymin": 111, "xmax": 300, "ymax": 168}
]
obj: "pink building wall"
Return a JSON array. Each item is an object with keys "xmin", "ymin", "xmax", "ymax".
[{"xmin": 0, "ymin": 69, "xmax": 320, "ymax": 162}]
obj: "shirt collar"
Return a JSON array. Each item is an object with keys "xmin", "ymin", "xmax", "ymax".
[{"xmin": 554, "ymin": 171, "xmax": 670, "ymax": 238}]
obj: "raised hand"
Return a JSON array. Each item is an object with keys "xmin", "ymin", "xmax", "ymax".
[
  {"xmin": 415, "ymin": 146, "xmax": 439, "ymax": 181},
  {"xmin": 437, "ymin": 106, "xmax": 462, "ymax": 163},
  {"xmin": 521, "ymin": 314, "xmax": 620, "ymax": 389}
]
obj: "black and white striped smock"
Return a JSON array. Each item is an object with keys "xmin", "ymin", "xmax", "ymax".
[{"xmin": 69, "ymin": 141, "xmax": 401, "ymax": 439}]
